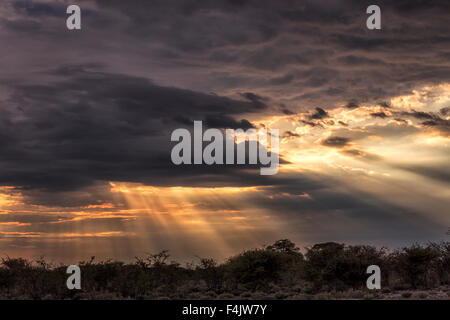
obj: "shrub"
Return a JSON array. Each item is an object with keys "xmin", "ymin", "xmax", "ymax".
[
  {"xmin": 303, "ymin": 242, "xmax": 385, "ymax": 291},
  {"xmin": 0, "ymin": 239, "xmax": 448, "ymax": 299},
  {"xmin": 393, "ymin": 244, "xmax": 441, "ymax": 288},
  {"xmin": 429, "ymin": 242, "xmax": 450, "ymax": 285},
  {"xmin": 224, "ymin": 249, "xmax": 288, "ymax": 287},
  {"xmin": 266, "ymin": 239, "xmax": 302, "ymax": 256}
]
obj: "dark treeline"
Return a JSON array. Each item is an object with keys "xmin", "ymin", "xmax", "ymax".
[{"xmin": 0, "ymin": 240, "xmax": 449, "ymax": 299}]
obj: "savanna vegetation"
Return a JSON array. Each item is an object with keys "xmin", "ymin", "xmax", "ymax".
[{"xmin": 0, "ymin": 239, "xmax": 449, "ymax": 300}]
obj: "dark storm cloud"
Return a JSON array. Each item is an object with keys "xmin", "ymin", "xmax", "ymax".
[
  {"xmin": 321, "ymin": 136, "xmax": 351, "ymax": 147},
  {"xmin": 422, "ymin": 119, "xmax": 450, "ymax": 128},
  {"xmin": 239, "ymin": 92, "xmax": 268, "ymax": 109},
  {"xmin": 341, "ymin": 149, "xmax": 382, "ymax": 161},
  {"xmin": 12, "ymin": 0, "xmax": 64, "ymax": 17},
  {"xmin": 400, "ymin": 110, "xmax": 437, "ymax": 120},
  {"xmin": 337, "ymin": 55, "xmax": 384, "ymax": 67},
  {"xmin": 398, "ymin": 110, "xmax": 450, "ymax": 136},
  {"xmin": 309, "ymin": 107, "xmax": 329, "ymax": 120},
  {"xmin": 394, "ymin": 118, "xmax": 408, "ymax": 124},
  {"xmin": 378, "ymin": 102, "xmax": 391, "ymax": 109},
  {"xmin": 421, "ymin": 119, "xmax": 450, "ymax": 136},
  {"xmin": 345, "ymin": 101, "xmax": 360, "ymax": 109},
  {"xmin": 0, "ymin": 0, "xmax": 448, "ymax": 249},
  {"xmin": 0, "ymin": 68, "xmax": 274, "ymax": 195},
  {"xmin": 1, "ymin": 0, "xmax": 449, "ymax": 110},
  {"xmin": 301, "ymin": 120, "xmax": 320, "ymax": 127},
  {"xmin": 0, "ymin": 213, "xmax": 66, "ymax": 224},
  {"xmin": 282, "ymin": 131, "xmax": 300, "ymax": 139},
  {"xmin": 280, "ymin": 107, "xmax": 295, "ymax": 115},
  {"xmin": 370, "ymin": 112, "xmax": 389, "ymax": 119},
  {"xmin": 204, "ymin": 116, "xmax": 254, "ymax": 130},
  {"xmin": 386, "ymin": 0, "xmax": 450, "ymax": 12},
  {"xmin": 269, "ymin": 74, "xmax": 294, "ymax": 86}
]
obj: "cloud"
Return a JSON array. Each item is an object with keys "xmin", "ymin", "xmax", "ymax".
[
  {"xmin": 321, "ymin": 136, "xmax": 351, "ymax": 147},
  {"xmin": 398, "ymin": 110, "xmax": 450, "ymax": 136},
  {"xmin": 345, "ymin": 101, "xmax": 360, "ymax": 109},
  {"xmin": 440, "ymin": 107, "xmax": 449, "ymax": 116},
  {"xmin": 0, "ymin": 67, "xmax": 277, "ymax": 198},
  {"xmin": 421, "ymin": 119, "xmax": 450, "ymax": 136},
  {"xmin": 400, "ymin": 110, "xmax": 437, "ymax": 120},
  {"xmin": 301, "ymin": 120, "xmax": 321, "ymax": 127},
  {"xmin": 280, "ymin": 107, "xmax": 295, "ymax": 115},
  {"xmin": 378, "ymin": 102, "xmax": 391, "ymax": 109},
  {"xmin": 282, "ymin": 131, "xmax": 300, "ymax": 139},
  {"xmin": 394, "ymin": 164, "xmax": 450, "ymax": 184},
  {"xmin": 12, "ymin": 0, "xmax": 65, "ymax": 17},
  {"xmin": 309, "ymin": 107, "xmax": 329, "ymax": 120},
  {"xmin": 341, "ymin": 149, "xmax": 382, "ymax": 161},
  {"xmin": 2, "ymin": 0, "xmax": 448, "ymax": 111},
  {"xmin": 0, "ymin": 0, "xmax": 448, "ymax": 258},
  {"xmin": 370, "ymin": 112, "xmax": 389, "ymax": 119}
]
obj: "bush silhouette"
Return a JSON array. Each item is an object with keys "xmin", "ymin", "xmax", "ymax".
[
  {"xmin": 392, "ymin": 244, "xmax": 441, "ymax": 288},
  {"xmin": 0, "ymin": 239, "xmax": 448, "ymax": 299},
  {"xmin": 225, "ymin": 249, "xmax": 286, "ymax": 287}
]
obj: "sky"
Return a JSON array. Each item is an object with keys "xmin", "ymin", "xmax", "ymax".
[{"xmin": 0, "ymin": 0, "xmax": 449, "ymax": 263}]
